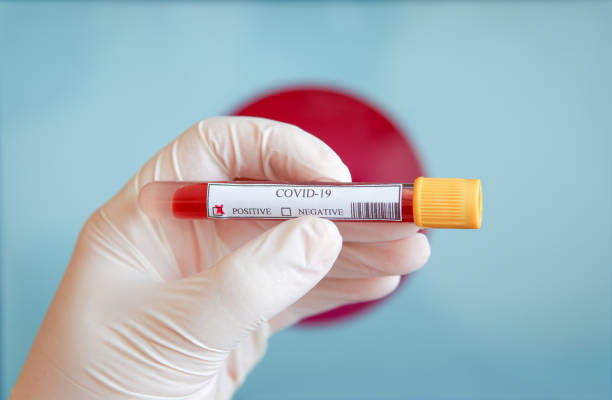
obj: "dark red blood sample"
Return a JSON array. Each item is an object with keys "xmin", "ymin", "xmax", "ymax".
[
  {"xmin": 173, "ymin": 183, "xmax": 207, "ymax": 219},
  {"xmin": 231, "ymin": 86, "xmax": 425, "ymax": 325}
]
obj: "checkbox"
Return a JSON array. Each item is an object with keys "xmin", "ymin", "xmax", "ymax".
[{"xmin": 281, "ymin": 207, "xmax": 292, "ymax": 217}]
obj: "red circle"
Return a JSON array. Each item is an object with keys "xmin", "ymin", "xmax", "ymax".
[{"xmin": 232, "ymin": 85, "xmax": 425, "ymax": 325}]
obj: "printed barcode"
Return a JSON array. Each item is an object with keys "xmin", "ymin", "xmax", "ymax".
[{"xmin": 350, "ymin": 202, "xmax": 400, "ymax": 220}]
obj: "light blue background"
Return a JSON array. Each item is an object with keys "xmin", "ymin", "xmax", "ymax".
[{"xmin": 1, "ymin": 1, "xmax": 611, "ymax": 399}]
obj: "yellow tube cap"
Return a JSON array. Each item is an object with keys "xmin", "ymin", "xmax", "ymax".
[{"xmin": 413, "ymin": 177, "xmax": 482, "ymax": 229}]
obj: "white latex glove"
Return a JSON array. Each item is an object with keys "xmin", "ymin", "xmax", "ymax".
[{"xmin": 12, "ymin": 117, "xmax": 430, "ymax": 399}]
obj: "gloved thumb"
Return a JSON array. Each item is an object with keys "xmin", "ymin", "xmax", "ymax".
[{"xmin": 155, "ymin": 216, "xmax": 342, "ymax": 352}]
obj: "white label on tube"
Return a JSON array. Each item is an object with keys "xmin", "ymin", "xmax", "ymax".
[{"xmin": 207, "ymin": 183, "xmax": 402, "ymax": 221}]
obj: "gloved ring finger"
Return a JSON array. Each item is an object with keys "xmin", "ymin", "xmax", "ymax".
[{"xmin": 268, "ymin": 275, "xmax": 401, "ymax": 333}]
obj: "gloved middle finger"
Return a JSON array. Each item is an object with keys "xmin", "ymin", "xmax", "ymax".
[
  {"xmin": 326, "ymin": 232, "xmax": 430, "ymax": 278},
  {"xmin": 253, "ymin": 220, "xmax": 421, "ymax": 243}
]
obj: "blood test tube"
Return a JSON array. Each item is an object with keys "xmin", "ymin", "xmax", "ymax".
[{"xmin": 138, "ymin": 177, "xmax": 482, "ymax": 229}]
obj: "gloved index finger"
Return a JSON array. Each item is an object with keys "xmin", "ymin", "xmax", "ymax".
[{"xmin": 136, "ymin": 116, "xmax": 352, "ymax": 186}]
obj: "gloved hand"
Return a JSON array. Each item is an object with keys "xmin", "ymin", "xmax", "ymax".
[{"xmin": 12, "ymin": 117, "xmax": 430, "ymax": 399}]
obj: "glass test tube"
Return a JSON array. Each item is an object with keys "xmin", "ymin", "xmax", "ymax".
[{"xmin": 138, "ymin": 177, "xmax": 482, "ymax": 229}]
